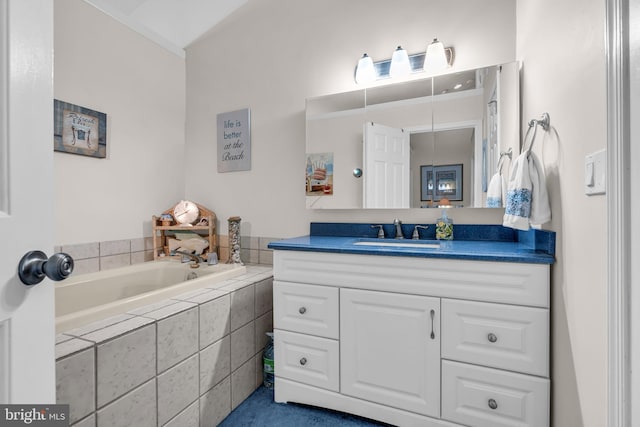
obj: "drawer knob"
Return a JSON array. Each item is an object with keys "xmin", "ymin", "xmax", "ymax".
[
  {"xmin": 487, "ymin": 333, "xmax": 498, "ymax": 343},
  {"xmin": 488, "ymin": 398, "xmax": 498, "ymax": 410},
  {"xmin": 299, "ymin": 357, "xmax": 307, "ymax": 366},
  {"xmin": 299, "ymin": 307, "xmax": 307, "ymax": 314}
]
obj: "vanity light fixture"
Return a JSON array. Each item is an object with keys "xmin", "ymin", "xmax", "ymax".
[
  {"xmin": 354, "ymin": 39, "xmax": 454, "ymax": 85},
  {"xmin": 355, "ymin": 53, "xmax": 376, "ymax": 84}
]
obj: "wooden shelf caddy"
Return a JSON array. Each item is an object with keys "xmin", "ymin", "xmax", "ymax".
[{"xmin": 152, "ymin": 202, "xmax": 218, "ymax": 261}]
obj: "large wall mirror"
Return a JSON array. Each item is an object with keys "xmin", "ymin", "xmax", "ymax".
[{"xmin": 305, "ymin": 61, "xmax": 520, "ymax": 209}]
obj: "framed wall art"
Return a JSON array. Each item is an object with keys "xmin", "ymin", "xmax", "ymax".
[
  {"xmin": 421, "ymin": 164, "xmax": 463, "ymax": 201},
  {"xmin": 434, "ymin": 164, "xmax": 462, "ymax": 201},
  {"xmin": 305, "ymin": 152, "xmax": 334, "ymax": 196},
  {"xmin": 54, "ymin": 99, "xmax": 107, "ymax": 158}
]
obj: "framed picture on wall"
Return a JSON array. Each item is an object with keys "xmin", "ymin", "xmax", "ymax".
[
  {"xmin": 434, "ymin": 164, "xmax": 463, "ymax": 201},
  {"xmin": 420, "ymin": 165, "xmax": 434, "ymax": 201},
  {"xmin": 306, "ymin": 152, "xmax": 334, "ymax": 196},
  {"xmin": 54, "ymin": 99, "xmax": 107, "ymax": 158}
]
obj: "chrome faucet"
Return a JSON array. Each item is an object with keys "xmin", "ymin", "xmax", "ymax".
[
  {"xmin": 412, "ymin": 225, "xmax": 429, "ymax": 240},
  {"xmin": 371, "ymin": 224, "xmax": 385, "ymax": 239},
  {"xmin": 171, "ymin": 250, "xmax": 205, "ymax": 268},
  {"xmin": 393, "ymin": 218, "xmax": 404, "ymax": 239}
]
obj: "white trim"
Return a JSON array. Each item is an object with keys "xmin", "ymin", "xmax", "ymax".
[
  {"xmin": 606, "ymin": 0, "xmax": 631, "ymax": 426},
  {"xmin": 0, "ymin": 319, "xmax": 9, "ymax": 403},
  {"xmin": 0, "ymin": 0, "xmax": 7, "ymax": 216},
  {"xmin": 629, "ymin": 0, "xmax": 640, "ymax": 423},
  {"xmin": 81, "ymin": 0, "xmax": 186, "ymax": 58},
  {"xmin": 627, "ymin": 0, "xmax": 640, "ymax": 425},
  {"xmin": 275, "ymin": 378, "xmax": 459, "ymax": 427}
]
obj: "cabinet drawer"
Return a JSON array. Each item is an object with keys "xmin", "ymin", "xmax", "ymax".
[
  {"xmin": 274, "ymin": 329, "xmax": 339, "ymax": 392},
  {"xmin": 273, "ymin": 281, "xmax": 339, "ymax": 339},
  {"xmin": 442, "ymin": 299, "xmax": 548, "ymax": 377},
  {"xmin": 442, "ymin": 360, "xmax": 549, "ymax": 427}
]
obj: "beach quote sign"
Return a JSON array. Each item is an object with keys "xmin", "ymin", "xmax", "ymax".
[{"xmin": 217, "ymin": 108, "xmax": 251, "ymax": 172}]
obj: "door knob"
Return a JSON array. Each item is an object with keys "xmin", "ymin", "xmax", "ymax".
[{"xmin": 18, "ymin": 250, "xmax": 74, "ymax": 286}]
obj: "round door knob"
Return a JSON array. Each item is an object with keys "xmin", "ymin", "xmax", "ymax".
[
  {"xmin": 299, "ymin": 357, "xmax": 307, "ymax": 366},
  {"xmin": 487, "ymin": 333, "xmax": 498, "ymax": 343},
  {"xmin": 488, "ymin": 398, "xmax": 498, "ymax": 410},
  {"xmin": 299, "ymin": 307, "xmax": 307, "ymax": 314},
  {"xmin": 18, "ymin": 251, "xmax": 74, "ymax": 286}
]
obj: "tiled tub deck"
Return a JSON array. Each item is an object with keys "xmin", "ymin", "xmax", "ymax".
[{"xmin": 55, "ymin": 265, "xmax": 273, "ymax": 427}]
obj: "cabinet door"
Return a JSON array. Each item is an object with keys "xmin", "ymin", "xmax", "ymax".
[{"xmin": 340, "ymin": 288, "xmax": 440, "ymax": 417}]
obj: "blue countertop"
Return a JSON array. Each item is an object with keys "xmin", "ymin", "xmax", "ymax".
[{"xmin": 268, "ymin": 223, "xmax": 556, "ymax": 265}]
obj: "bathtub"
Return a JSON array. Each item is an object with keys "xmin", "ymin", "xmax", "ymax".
[{"xmin": 55, "ymin": 260, "xmax": 247, "ymax": 333}]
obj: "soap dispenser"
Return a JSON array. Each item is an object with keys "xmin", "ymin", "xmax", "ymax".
[{"xmin": 436, "ymin": 209, "xmax": 453, "ymax": 240}]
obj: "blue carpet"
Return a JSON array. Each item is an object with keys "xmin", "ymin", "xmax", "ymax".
[{"xmin": 218, "ymin": 386, "xmax": 391, "ymax": 426}]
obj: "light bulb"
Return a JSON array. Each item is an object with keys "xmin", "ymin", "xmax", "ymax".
[
  {"xmin": 424, "ymin": 38, "xmax": 449, "ymax": 73},
  {"xmin": 355, "ymin": 53, "xmax": 376, "ymax": 84},
  {"xmin": 389, "ymin": 46, "xmax": 411, "ymax": 79}
]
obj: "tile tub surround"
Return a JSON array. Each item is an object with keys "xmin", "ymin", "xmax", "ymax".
[
  {"xmin": 57, "ymin": 235, "xmax": 281, "ymax": 276},
  {"xmin": 56, "ymin": 238, "xmax": 156, "ymax": 276},
  {"xmin": 55, "ymin": 265, "xmax": 273, "ymax": 427},
  {"xmin": 226, "ymin": 235, "xmax": 280, "ymax": 266}
]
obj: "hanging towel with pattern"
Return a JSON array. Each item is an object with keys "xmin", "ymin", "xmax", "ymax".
[{"xmin": 503, "ymin": 151, "xmax": 551, "ymax": 230}]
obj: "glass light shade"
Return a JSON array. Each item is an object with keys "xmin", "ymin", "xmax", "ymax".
[
  {"xmin": 424, "ymin": 38, "xmax": 449, "ymax": 73},
  {"xmin": 389, "ymin": 46, "xmax": 411, "ymax": 79},
  {"xmin": 355, "ymin": 54, "xmax": 376, "ymax": 84}
]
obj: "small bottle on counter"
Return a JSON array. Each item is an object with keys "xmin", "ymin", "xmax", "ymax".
[{"xmin": 436, "ymin": 209, "xmax": 454, "ymax": 240}]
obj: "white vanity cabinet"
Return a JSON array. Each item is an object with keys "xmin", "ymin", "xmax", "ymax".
[{"xmin": 272, "ymin": 250, "xmax": 551, "ymax": 427}]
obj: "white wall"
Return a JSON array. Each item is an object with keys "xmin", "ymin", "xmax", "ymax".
[
  {"xmin": 54, "ymin": 0, "xmax": 186, "ymax": 245},
  {"xmin": 184, "ymin": 0, "xmax": 516, "ymax": 238},
  {"xmin": 517, "ymin": 1, "xmax": 608, "ymax": 426}
]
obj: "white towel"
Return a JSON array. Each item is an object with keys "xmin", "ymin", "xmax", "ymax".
[
  {"xmin": 503, "ymin": 151, "xmax": 551, "ymax": 230},
  {"xmin": 486, "ymin": 172, "xmax": 506, "ymax": 208}
]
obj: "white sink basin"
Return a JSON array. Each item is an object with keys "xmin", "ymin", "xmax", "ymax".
[{"xmin": 353, "ymin": 241, "xmax": 440, "ymax": 249}]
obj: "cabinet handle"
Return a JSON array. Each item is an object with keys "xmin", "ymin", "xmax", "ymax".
[
  {"xmin": 430, "ymin": 309, "xmax": 435, "ymax": 339},
  {"xmin": 487, "ymin": 333, "xmax": 498, "ymax": 343},
  {"xmin": 299, "ymin": 307, "xmax": 307, "ymax": 314},
  {"xmin": 488, "ymin": 398, "xmax": 498, "ymax": 410},
  {"xmin": 299, "ymin": 357, "xmax": 307, "ymax": 366}
]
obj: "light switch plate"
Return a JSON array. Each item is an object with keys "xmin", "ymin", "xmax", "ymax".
[{"xmin": 585, "ymin": 149, "xmax": 606, "ymax": 195}]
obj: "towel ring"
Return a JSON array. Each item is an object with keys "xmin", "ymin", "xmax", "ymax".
[
  {"xmin": 496, "ymin": 148, "xmax": 512, "ymax": 173},
  {"xmin": 523, "ymin": 113, "xmax": 550, "ymax": 157},
  {"xmin": 528, "ymin": 112, "xmax": 550, "ymax": 131}
]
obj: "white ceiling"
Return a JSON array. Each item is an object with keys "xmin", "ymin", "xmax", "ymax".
[{"xmin": 84, "ymin": 0, "xmax": 248, "ymax": 57}]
